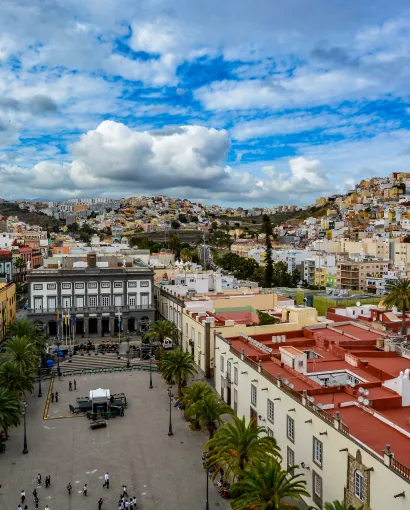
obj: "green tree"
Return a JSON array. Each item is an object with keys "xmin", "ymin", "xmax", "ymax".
[
  {"xmin": 382, "ymin": 279, "xmax": 410, "ymax": 335},
  {"xmin": 0, "ymin": 387, "xmax": 21, "ymax": 433},
  {"xmin": 180, "ymin": 248, "xmax": 193, "ymax": 262},
  {"xmin": 324, "ymin": 502, "xmax": 363, "ymax": 510},
  {"xmin": 186, "ymin": 394, "xmax": 232, "ymax": 438},
  {"xmin": 145, "ymin": 320, "xmax": 179, "ymax": 345},
  {"xmin": 0, "ymin": 362, "xmax": 35, "ymax": 395},
  {"xmin": 1, "ymin": 336, "xmax": 38, "ymax": 373},
  {"xmin": 6, "ymin": 320, "xmax": 46, "ymax": 358},
  {"xmin": 161, "ymin": 350, "xmax": 197, "ymax": 397},
  {"xmin": 262, "ymin": 215, "xmax": 273, "ymax": 287},
  {"xmin": 13, "ymin": 257, "xmax": 26, "ymax": 270},
  {"xmin": 230, "ymin": 458, "xmax": 310, "ymax": 510},
  {"xmin": 182, "ymin": 381, "xmax": 213, "ymax": 428},
  {"xmin": 168, "ymin": 233, "xmax": 182, "ymax": 257},
  {"xmin": 206, "ymin": 415, "xmax": 281, "ymax": 480}
]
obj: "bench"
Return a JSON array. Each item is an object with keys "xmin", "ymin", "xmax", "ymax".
[{"xmin": 104, "ymin": 411, "xmax": 117, "ymax": 419}]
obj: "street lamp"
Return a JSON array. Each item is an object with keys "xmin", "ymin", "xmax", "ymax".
[
  {"xmin": 167, "ymin": 387, "xmax": 174, "ymax": 436},
  {"xmin": 126, "ymin": 330, "xmax": 130, "ymax": 368},
  {"xmin": 149, "ymin": 346, "xmax": 153, "ymax": 389},
  {"xmin": 22, "ymin": 401, "xmax": 28, "ymax": 454},
  {"xmin": 55, "ymin": 336, "xmax": 61, "ymax": 377},
  {"xmin": 205, "ymin": 461, "xmax": 210, "ymax": 510},
  {"xmin": 38, "ymin": 364, "xmax": 42, "ymax": 398}
]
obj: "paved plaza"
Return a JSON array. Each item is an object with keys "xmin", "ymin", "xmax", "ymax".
[{"xmin": 0, "ymin": 370, "xmax": 230, "ymax": 510}]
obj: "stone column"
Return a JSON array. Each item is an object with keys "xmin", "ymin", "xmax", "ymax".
[
  {"xmin": 97, "ymin": 316, "xmax": 102, "ymax": 337},
  {"xmin": 84, "ymin": 316, "xmax": 89, "ymax": 337}
]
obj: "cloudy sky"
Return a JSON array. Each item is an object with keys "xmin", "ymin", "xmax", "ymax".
[{"xmin": 1, "ymin": 0, "xmax": 410, "ymax": 206}]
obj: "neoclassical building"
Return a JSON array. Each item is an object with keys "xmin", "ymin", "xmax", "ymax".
[{"xmin": 27, "ymin": 253, "xmax": 155, "ymax": 339}]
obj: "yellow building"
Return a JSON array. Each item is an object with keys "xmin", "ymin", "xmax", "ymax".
[
  {"xmin": 316, "ymin": 197, "xmax": 327, "ymax": 206},
  {"xmin": 0, "ymin": 282, "xmax": 16, "ymax": 341},
  {"xmin": 314, "ymin": 267, "xmax": 327, "ymax": 287}
]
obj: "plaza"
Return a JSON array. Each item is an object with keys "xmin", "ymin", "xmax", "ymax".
[{"xmin": 0, "ymin": 370, "xmax": 230, "ymax": 510}]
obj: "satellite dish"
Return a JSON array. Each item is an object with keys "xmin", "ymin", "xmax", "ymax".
[
  {"xmin": 283, "ymin": 379, "xmax": 289, "ymax": 385},
  {"xmin": 308, "ymin": 396, "xmax": 315, "ymax": 403},
  {"xmin": 317, "ymin": 403, "xmax": 324, "ymax": 410},
  {"xmin": 364, "ymin": 389, "xmax": 369, "ymax": 396},
  {"xmin": 363, "ymin": 399, "xmax": 370, "ymax": 406},
  {"xmin": 289, "ymin": 383, "xmax": 295, "ymax": 389},
  {"xmin": 356, "ymin": 301, "xmax": 361, "ymax": 307},
  {"xmin": 358, "ymin": 396, "xmax": 364, "ymax": 403},
  {"xmin": 358, "ymin": 387, "xmax": 365, "ymax": 394}
]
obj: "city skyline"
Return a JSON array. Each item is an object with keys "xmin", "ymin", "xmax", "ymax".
[{"xmin": 1, "ymin": 1, "xmax": 410, "ymax": 205}]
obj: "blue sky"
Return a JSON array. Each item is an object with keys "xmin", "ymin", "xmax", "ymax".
[{"xmin": 1, "ymin": 0, "xmax": 410, "ymax": 206}]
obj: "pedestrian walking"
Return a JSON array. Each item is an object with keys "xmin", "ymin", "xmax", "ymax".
[
  {"xmin": 21, "ymin": 489, "xmax": 26, "ymax": 503},
  {"xmin": 33, "ymin": 488, "xmax": 38, "ymax": 500},
  {"xmin": 122, "ymin": 485, "xmax": 128, "ymax": 497},
  {"xmin": 34, "ymin": 501, "xmax": 38, "ymax": 510},
  {"xmin": 34, "ymin": 496, "xmax": 39, "ymax": 506},
  {"xmin": 132, "ymin": 496, "xmax": 138, "ymax": 507},
  {"xmin": 125, "ymin": 500, "xmax": 130, "ymax": 508},
  {"xmin": 37, "ymin": 474, "xmax": 42, "ymax": 485},
  {"xmin": 83, "ymin": 483, "xmax": 88, "ymax": 496},
  {"xmin": 45, "ymin": 506, "xmax": 49, "ymax": 510},
  {"xmin": 50, "ymin": 393, "xmax": 54, "ymax": 403},
  {"xmin": 69, "ymin": 381, "xmax": 72, "ymax": 391},
  {"xmin": 74, "ymin": 379, "xmax": 77, "ymax": 390},
  {"xmin": 103, "ymin": 472, "xmax": 109, "ymax": 489},
  {"xmin": 98, "ymin": 497, "xmax": 103, "ymax": 510},
  {"xmin": 67, "ymin": 482, "xmax": 72, "ymax": 495},
  {"xmin": 45, "ymin": 475, "xmax": 51, "ymax": 488},
  {"xmin": 18, "ymin": 505, "xmax": 22, "ymax": 510},
  {"xmin": 55, "ymin": 391, "xmax": 59, "ymax": 403}
]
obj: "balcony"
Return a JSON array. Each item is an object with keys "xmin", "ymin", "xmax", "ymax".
[{"xmin": 27, "ymin": 304, "xmax": 154, "ymax": 314}]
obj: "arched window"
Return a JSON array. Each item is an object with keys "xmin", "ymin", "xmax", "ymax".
[{"xmin": 354, "ymin": 470, "xmax": 364, "ymax": 501}]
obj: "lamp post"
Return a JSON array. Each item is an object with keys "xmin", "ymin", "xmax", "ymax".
[
  {"xmin": 55, "ymin": 336, "xmax": 61, "ymax": 377},
  {"xmin": 205, "ymin": 462, "xmax": 210, "ymax": 510},
  {"xmin": 22, "ymin": 401, "xmax": 28, "ymax": 454},
  {"xmin": 149, "ymin": 346, "xmax": 153, "ymax": 389},
  {"xmin": 38, "ymin": 364, "xmax": 42, "ymax": 398},
  {"xmin": 167, "ymin": 387, "xmax": 174, "ymax": 436},
  {"xmin": 126, "ymin": 330, "xmax": 130, "ymax": 368}
]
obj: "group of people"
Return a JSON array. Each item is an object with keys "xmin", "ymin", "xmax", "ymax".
[
  {"xmin": 68, "ymin": 379, "xmax": 77, "ymax": 391},
  {"xmin": 15, "ymin": 471, "xmax": 138, "ymax": 509}
]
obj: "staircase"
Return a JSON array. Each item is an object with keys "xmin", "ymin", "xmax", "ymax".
[{"xmin": 54, "ymin": 353, "xmax": 154, "ymax": 375}]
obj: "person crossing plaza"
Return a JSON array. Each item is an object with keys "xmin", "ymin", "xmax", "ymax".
[
  {"xmin": 67, "ymin": 482, "xmax": 72, "ymax": 495},
  {"xmin": 103, "ymin": 472, "xmax": 110, "ymax": 489}
]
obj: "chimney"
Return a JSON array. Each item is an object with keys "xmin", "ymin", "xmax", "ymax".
[{"xmin": 87, "ymin": 253, "xmax": 97, "ymax": 268}]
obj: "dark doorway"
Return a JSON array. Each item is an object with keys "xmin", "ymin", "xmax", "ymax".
[
  {"xmin": 250, "ymin": 407, "xmax": 258, "ymax": 427},
  {"xmin": 76, "ymin": 319, "xmax": 84, "ymax": 335},
  {"xmin": 128, "ymin": 317, "xmax": 135, "ymax": 332},
  {"xmin": 48, "ymin": 321, "xmax": 57, "ymax": 336},
  {"xmin": 226, "ymin": 387, "xmax": 231, "ymax": 406},
  {"xmin": 102, "ymin": 318, "xmax": 110, "ymax": 335},
  {"xmin": 89, "ymin": 318, "xmax": 98, "ymax": 335}
]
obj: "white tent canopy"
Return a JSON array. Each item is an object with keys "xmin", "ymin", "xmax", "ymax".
[{"xmin": 89, "ymin": 388, "xmax": 110, "ymax": 400}]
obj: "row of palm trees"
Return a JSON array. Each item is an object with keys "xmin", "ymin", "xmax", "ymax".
[
  {"xmin": 149, "ymin": 319, "xmax": 362, "ymax": 510},
  {"xmin": 0, "ymin": 320, "xmax": 46, "ymax": 435}
]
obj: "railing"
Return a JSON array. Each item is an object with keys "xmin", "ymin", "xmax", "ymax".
[
  {"xmin": 28, "ymin": 304, "xmax": 154, "ymax": 314},
  {"xmin": 339, "ymin": 422, "xmax": 350, "ymax": 435},
  {"xmin": 391, "ymin": 458, "xmax": 410, "ymax": 481}
]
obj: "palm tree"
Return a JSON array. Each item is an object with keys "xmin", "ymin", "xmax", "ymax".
[
  {"xmin": 206, "ymin": 415, "xmax": 281, "ymax": 480},
  {"xmin": 182, "ymin": 381, "xmax": 213, "ymax": 428},
  {"xmin": 0, "ymin": 362, "xmax": 35, "ymax": 395},
  {"xmin": 145, "ymin": 320, "xmax": 179, "ymax": 346},
  {"xmin": 180, "ymin": 248, "xmax": 192, "ymax": 262},
  {"xmin": 324, "ymin": 501, "xmax": 363, "ymax": 510},
  {"xmin": 230, "ymin": 458, "xmax": 310, "ymax": 510},
  {"xmin": 161, "ymin": 350, "xmax": 197, "ymax": 397},
  {"xmin": 0, "ymin": 387, "xmax": 21, "ymax": 433},
  {"xmin": 6, "ymin": 320, "xmax": 46, "ymax": 357},
  {"xmin": 187, "ymin": 394, "xmax": 232, "ymax": 438},
  {"xmin": 383, "ymin": 279, "xmax": 410, "ymax": 335},
  {"xmin": 1, "ymin": 336, "xmax": 38, "ymax": 373}
]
